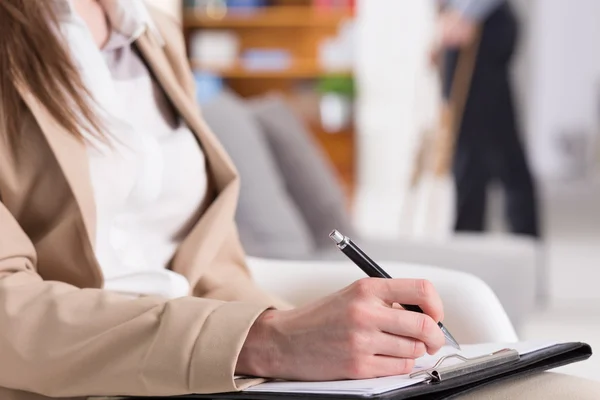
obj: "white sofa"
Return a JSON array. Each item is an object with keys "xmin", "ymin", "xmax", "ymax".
[
  {"xmin": 351, "ymin": 233, "xmax": 542, "ymax": 335},
  {"xmin": 247, "ymin": 257, "xmax": 519, "ymax": 344}
]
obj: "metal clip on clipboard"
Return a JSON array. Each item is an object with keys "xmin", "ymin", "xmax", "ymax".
[{"xmin": 409, "ymin": 349, "xmax": 520, "ymax": 383}]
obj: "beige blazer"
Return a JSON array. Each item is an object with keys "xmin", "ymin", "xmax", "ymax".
[{"xmin": 0, "ymin": 9, "xmax": 285, "ymax": 400}]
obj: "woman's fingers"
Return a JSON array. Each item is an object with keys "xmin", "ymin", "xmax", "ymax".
[
  {"xmin": 368, "ymin": 278, "xmax": 445, "ymax": 324},
  {"xmin": 372, "ymin": 331, "xmax": 427, "ymax": 359},
  {"xmin": 376, "ymin": 307, "xmax": 446, "ymax": 354}
]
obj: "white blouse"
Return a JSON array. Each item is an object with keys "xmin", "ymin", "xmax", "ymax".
[{"xmin": 56, "ymin": 0, "xmax": 207, "ymax": 299}]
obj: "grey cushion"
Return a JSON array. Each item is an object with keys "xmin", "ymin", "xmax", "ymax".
[
  {"xmin": 202, "ymin": 91, "xmax": 315, "ymax": 258},
  {"xmin": 249, "ymin": 95, "xmax": 356, "ymax": 249}
]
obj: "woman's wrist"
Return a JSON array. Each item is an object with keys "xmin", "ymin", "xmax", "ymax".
[{"xmin": 236, "ymin": 309, "xmax": 282, "ymax": 377}]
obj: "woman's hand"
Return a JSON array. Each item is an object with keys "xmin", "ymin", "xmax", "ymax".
[
  {"xmin": 438, "ymin": 10, "xmax": 478, "ymax": 49},
  {"xmin": 430, "ymin": 10, "xmax": 478, "ymax": 66},
  {"xmin": 236, "ymin": 278, "xmax": 445, "ymax": 381}
]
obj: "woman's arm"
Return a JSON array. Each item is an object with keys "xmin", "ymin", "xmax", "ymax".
[
  {"xmin": 0, "ymin": 199, "xmax": 447, "ymax": 394},
  {"xmin": 191, "ymin": 223, "xmax": 293, "ymax": 309},
  {"xmin": 0, "ymin": 202, "xmax": 269, "ymax": 398}
]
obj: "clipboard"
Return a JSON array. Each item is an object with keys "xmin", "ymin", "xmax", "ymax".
[
  {"xmin": 116, "ymin": 342, "xmax": 592, "ymax": 400},
  {"xmin": 408, "ymin": 347, "xmax": 520, "ymax": 383}
]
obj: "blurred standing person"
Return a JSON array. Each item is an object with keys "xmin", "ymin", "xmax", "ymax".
[{"xmin": 435, "ymin": 0, "xmax": 541, "ymax": 238}]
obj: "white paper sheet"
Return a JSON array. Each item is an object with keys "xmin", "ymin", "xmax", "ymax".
[{"xmin": 244, "ymin": 341, "xmax": 556, "ymax": 396}]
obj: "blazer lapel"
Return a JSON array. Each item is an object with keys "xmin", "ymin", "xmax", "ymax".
[
  {"xmin": 135, "ymin": 32, "xmax": 237, "ymax": 192},
  {"xmin": 16, "ymin": 86, "xmax": 102, "ymax": 286},
  {"xmin": 135, "ymin": 30, "xmax": 242, "ymax": 283}
]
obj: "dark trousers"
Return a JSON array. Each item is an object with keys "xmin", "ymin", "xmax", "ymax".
[{"xmin": 443, "ymin": 4, "xmax": 540, "ymax": 238}]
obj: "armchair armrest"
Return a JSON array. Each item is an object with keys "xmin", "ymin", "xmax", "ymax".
[
  {"xmin": 354, "ymin": 234, "xmax": 540, "ymax": 332},
  {"xmin": 246, "ymin": 257, "xmax": 518, "ymax": 344}
]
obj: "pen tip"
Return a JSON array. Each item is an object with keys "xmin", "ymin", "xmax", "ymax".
[
  {"xmin": 441, "ymin": 326, "xmax": 461, "ymax": 351},
  {"xmin": 447, "ymin": 337, "xmax": 461, "ymax": 351}
]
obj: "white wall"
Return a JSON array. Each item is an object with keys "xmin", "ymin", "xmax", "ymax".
[
  {"xmin": 515, "ymin": 0, "xmax": 600, "ymax": 181},
  {"xmin": 353, "ymin": 0, "xmax": 441, "ymax": 239}
]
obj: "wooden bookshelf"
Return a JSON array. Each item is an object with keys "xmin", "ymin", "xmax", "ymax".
[
  {"xmin": 190, "ymin": 59, "xmax": 352, "ymax": 79},
  {"xmin": 183, "ymin": 0, "xmax": 356, "ymax": 199},
  {"xmin": 184, "ymin": 6, "xmax": 351, "ymax": 28}
]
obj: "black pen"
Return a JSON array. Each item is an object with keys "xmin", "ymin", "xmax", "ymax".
[{"xmin": 329, "ymin": 229, "xmax": 461, "ymax": 350}]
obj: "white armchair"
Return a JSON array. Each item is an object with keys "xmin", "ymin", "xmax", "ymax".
[{"xmin": 247, "ymin": 257, "xmax": 518, "ymax": 344}]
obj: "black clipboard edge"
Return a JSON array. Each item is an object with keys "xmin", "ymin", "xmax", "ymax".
[
  {"xmin": 129, "ymin": 342, "xmax": 592, "ymax": 400},
  {"xmin": 392, "ymin": 342, "xmax": 592, "ymax": 400}
]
